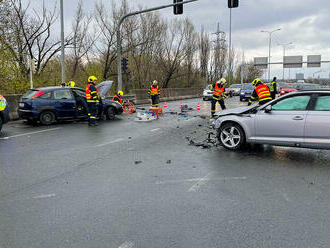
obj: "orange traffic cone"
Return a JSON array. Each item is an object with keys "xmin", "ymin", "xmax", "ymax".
[
  {"xmin": 197, "ymin": 102, "xmax": 201, "ymax": 110},
  {"xmin": 164, "ymin": 102, "xmax": 168, "ymax": 108}
]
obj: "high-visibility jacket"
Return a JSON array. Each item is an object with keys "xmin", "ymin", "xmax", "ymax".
[
  {"xmin": 249, "ymin": 83, "xmax": 272, "ymax": 104},
  {"xmin": 212, "ymin": 83, "xmax": 225, "ymax": 100},
  {"xmin": 269, "ymin": 81, "xmax": 277, "ymax": 93},
  {"xmin": 112, "ymin": 94, "xmax": 122, "ymax": 104},
  {"xmin": 148, "ymin": 85, "xmax": 160, "ymax": 96},
  {"xmin": 86, "ymin": 83, "xmax": 99, "ymax": 103}
]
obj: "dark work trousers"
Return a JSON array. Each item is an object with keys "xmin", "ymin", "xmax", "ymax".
[
  {"xmin": 211, "ymin": 98, "xmax": 226, "ymax": 116},
  {"xmin": 259, "ymin": 99, "xmax": 272, "ymax": 106},
  {"xmin": 151, "ymin": 95, "xmax": 160, "ymax": 107},
  {"xmin": 270, "ymin": 92, "xmax": 276, "ymax": 100},
  {"xmin": 87, "ymin": 102, "xmax": 97, "ymax": 125}
]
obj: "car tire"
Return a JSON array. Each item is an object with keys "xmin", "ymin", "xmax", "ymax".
[
  {"xmin": 39, "ymin": 111, "xmax": 56, "ymax": 125},
  {"xmin": 106, "ymin": 107, "xmax": 116, "ymax": 120},
  {"xmin": 0, "ymin": 117, "xmax": 2, "ymax": 132},
  {"xmin": 218, "ymin": 122, "xmax": 245, "ymax": 151},
  {"xmin": 240, "ymin": 98, "xmax": 243, "ymax": 102}
]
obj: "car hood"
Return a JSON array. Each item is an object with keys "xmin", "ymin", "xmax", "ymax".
[
  {"xmin": 216, "ymin": 104, "xmax": 258, "ymax": 116},
  {"xmin": 240, "ymin": 89, "xmax": 253, "ymax": 93},
  {"xmin": 96, "ymin": 81, "xmax": 113, "ymax": 98}
]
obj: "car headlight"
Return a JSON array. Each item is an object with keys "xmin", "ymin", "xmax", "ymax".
[
  {"xmin": 240, "ymin": 92, "xmax": 244, "ymax": 95},
  {"xmin": 281, "ymin": 90, "xmax": 285, "ymax": 94}
]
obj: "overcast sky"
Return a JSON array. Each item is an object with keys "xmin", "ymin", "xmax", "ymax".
[{"xmin": 34, "ymin": 0, "xmax": 330, "ymax": 79}]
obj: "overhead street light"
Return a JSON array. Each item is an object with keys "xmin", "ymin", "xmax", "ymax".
[{"xmin": 261, "ymin": 28, "xmax": 281, "ymax": 82}]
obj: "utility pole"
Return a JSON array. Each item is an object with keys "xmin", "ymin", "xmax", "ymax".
[
  {"xmin": 261, "ymin": 28, "xmax": 281, "ymax": 82},
  {"xmin": 228, "ymin": 7, "xmax": 232, "ymax": 84},
  {"xmin": 212, "ymin": 23, "xmax": 226, "ymax": 81},
  {"xmin": 60, "ymin": 0, "xmax": 65, "ymax": 85},
  {"xmin": 116, "ymin": 0, "xmax": 199, "ymax": 91}
]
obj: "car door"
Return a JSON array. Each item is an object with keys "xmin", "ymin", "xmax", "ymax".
[
  {"xmin": 254, "ymin": 94, "xmax": 311, "ymax": 146},
  {"xmin": 304, "ymin": 94, "xmax": 330, "ymax": 149},
  {"xmin": 53, "ymin": 89, "xmax": 76, "ymax": 118}
]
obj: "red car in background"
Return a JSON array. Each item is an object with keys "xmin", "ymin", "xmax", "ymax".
[{"xmin": 279, "ymin": 83, "xmax": 298, "ymax": 96}]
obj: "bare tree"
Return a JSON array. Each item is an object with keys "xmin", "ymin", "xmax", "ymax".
[{"xmin": 199, "ymin": 26, "xmax": 210, "ymax": 81}]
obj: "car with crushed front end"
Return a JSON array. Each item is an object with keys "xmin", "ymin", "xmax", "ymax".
[
  {"xmin": 18, "ymin": 81, "xmax": 123, "ymax": 125},
  {"xmin": 213, "ymin": 90, "xmax": 330, "ymax": 150},
  {"xmin": 0, "ymin": 94, "xmax": 10, "ymax": 132}
]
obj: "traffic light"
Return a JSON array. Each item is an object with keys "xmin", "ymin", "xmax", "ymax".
[
  {"xmin": 228, "ymin": 0, "xmax": 239, "ymax": 8},
  {"xmin": 121, "ymin": 57, "xmax": 128, "ymax": 72},
  {"xmin": 174, "ymin": 0, "xmax": 183, "ymax": 15}
]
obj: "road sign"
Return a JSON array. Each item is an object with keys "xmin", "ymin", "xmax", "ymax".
[
  {"xmin": 307, "ymin": 55, "xmax": 321, "ymax": 68},
  {"xmin": 283, "ymin": 56, "xmax": 303, "ymax": 68},
  {"xmin": 174, "ymin": 0, "xmax": 183, "ymax": 14},
  {"xmin": 254, "ymin": 57, "xmax": 268, "ymax": 69}
]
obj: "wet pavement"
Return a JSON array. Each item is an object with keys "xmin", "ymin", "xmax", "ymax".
[{"xmin": 1, "ymin": 97, "xmax": 330, "ymax": 248}]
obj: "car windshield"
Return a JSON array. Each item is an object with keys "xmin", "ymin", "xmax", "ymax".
[{"xmin": 241, "ymin": 84, "xmax": 254, "ymax": 90}]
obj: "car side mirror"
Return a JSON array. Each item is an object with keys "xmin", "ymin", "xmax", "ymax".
[{"xmin": 264, "ymin": 105, "xmax": 272, "ymax": 113}]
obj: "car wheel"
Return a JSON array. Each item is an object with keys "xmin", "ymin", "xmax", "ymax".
[
  {"xmin": 218, "ymin": 122, "xmax": 245, "ymax": 150},
  {"xmin": 203, "ymin": 97, "xmax": 206, "ymax": 101},
  {"xmin": 106, "ymin": 107, "xmax": 116, "ymax": 120},
  {"xmin": 39, "ymin": 111, "xmax": 56, "ymax": 125},
  {"xmin": 0, "ymin": 117, "xmax": 2, "ymax": 132}
]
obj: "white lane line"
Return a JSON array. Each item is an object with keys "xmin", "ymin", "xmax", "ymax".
[
  {"xmin": 0, "ymin": 127, "xmax": 61, "ymax": 140},
  {"xmin": 156, "ymin": 176, "xmax": 247, "ymax": 185},
  {"xmin": 94, "ymin": 138, "xmax": 124, "ymax": 147},
  {"xmin": 118, "ymin": 241, "xmax": 134, "ymax": 248},
  {"xmin": 188, "ymin": 173, "xmax": 211, "ymax": 192},
  {"xmin": 150, "ymin": 128, "xmax": 161, "ymax": 132},
  {"xmin": 33, "ymin": 194, "xmax": 56, "ymax": 199}
]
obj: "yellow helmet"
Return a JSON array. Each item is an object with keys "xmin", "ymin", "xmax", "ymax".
[
  {"xmin": 118, "ymin": 91, "xmax": 124, "ymax": 96},
  {"xmin": 68, "ymin": 81, "xmax": 75, "ymax": 87},
  {"xmin": 219, "ymin": 78, "xmax": 226, "ymax": 84},
  {"xmin": 252, "ymin": 78, "xmax": 261, "ymax": 86},
  {"xmin": 88, "ymin": 76, "xmax": 97, "ymax": 83}
]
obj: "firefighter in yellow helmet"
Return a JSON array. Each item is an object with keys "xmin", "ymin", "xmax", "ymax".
[
  {"xmin": 210, "ymin": 78, "xmax": 227, "ymax": 118},
  {"xmin": 148, "ymin": 80, "xmax": 160, "ymax": 108},
  {"xmin": 112, "ymin": 91, "xmax": 124, "ymax": 104},
  {"xmin": 248, "ymin": 78, "xmax": 272, "ymax": 106},
  {"xmin": 86, "ymin": 76, "xmax": 99, "ymax": 126}
]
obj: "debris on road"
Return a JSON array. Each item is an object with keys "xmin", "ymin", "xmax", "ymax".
[
  {"xmin": 134, "ymin": 160, "xmax": 142, "ymax": 165},
  {"xmin": 134, "ymin": 112, "xmax": 157, "ymax": 122},
  {"xmin": 166, "ymin": 160, "xmax": 171, "ymax": 164},
  {"xmin": 186, "ymin": 132, "xmax": 218, "ymax": 149}
]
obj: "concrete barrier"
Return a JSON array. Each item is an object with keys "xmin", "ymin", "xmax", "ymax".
[
  {"xmin": 4, "ymin": 94, "xmax": 21, "ymax": 120},
  {"xmin": 129, "ymin": 87, "xmax": 202, "ymax": 104},
  {"xmin": 4, "ymin": 87, "xmax": 202, "ymax": 120}
]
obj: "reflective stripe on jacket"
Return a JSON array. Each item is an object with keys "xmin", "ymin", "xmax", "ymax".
[
  {"xmin": 213, "ymin": 83, "xmax": 225, "ymax": 99},
  {"xmin": 148, "ymin": 86, "xmax": 159, "ymax": 96},
  {"xmin": 255, "ymin": 84, "xmax": 272, "ymax": 101},
  {"xmin": 269, "ymin": 81, "xmax": 276, "ymax": 92},
  {"xmin": 86, "ymin": 83, "xmax": 99, "ymax": 102}
]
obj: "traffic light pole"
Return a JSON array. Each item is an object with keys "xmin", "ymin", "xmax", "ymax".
[{"xmin": 116, "ymin": 0, "xmax": 198, "ymax": 91}]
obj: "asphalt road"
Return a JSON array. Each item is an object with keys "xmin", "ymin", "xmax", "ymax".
[{"xmin": 1, "ymin": 97, "xmax": 330, "ymax": 248}]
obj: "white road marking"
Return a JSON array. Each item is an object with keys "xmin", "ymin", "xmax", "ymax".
[
  {"xmin": 118, "ymin": 241, "xmax": 134, "ymax": 248},
  {"xmin": 156, "ymin": 176, "xmax": 247, "ymax": 185},
  {"xmin": 33, "ymin": 194, "xmax": 56, "ymax": 199},
  {"xmin": 150, "ymin": 128, "xmax": 161, "ymax": 132},
  {"xmin": 0, "ymin": 128, "xmax": 61, "ymax": 140},
  {"xmin": 94, "ymin": 138, "xmax": 124, "ymax": 147},
  {"xmin": 188, "ymin": 173, "xmax": 211, "ymax": 192}
]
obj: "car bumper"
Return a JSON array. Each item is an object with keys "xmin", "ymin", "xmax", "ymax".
[{"xmin": 18, "ymin": 109, "xmax": 40, "ymax": 120}]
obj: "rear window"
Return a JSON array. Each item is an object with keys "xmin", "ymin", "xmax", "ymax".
[{"xmin": 22, "ymin": 90, "xmax": 39, "ymax": 99}]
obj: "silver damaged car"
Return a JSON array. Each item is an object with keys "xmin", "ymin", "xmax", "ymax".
[{"xmin": 213, "ymin": 90, "xmax": 330, "ymax": 150}]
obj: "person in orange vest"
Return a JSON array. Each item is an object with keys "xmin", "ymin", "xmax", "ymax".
[
  {"xmin": 148, "ymin": 80, "xmax": 160, "ymax": 108},
  {"xmin": 86, "ymin": 76, "xmax": 99, "ymax": 126},
  {"xmin": 211, "ymin": 78, "xmax": 227, "ymax": 117},
  {"xmin": 112, "ymin": 91, "xmax": 124, "ymax": 104},
  {"xmin": 248, "ymin": 78, "xmax": 272, "ymax": 106}
]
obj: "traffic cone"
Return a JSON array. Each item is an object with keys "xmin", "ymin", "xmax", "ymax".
[
  {"xmin": 164, "ymin": 102, "xmax": 168, "ymax": 108},
  {"xmin": 197, "ymin": 102, "xmax": 201, "ymax": 111}
]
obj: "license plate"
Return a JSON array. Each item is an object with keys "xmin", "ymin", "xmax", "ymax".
[{"xmin": 19, "ymin": 103, "xmax": 25, "ymax": 108}]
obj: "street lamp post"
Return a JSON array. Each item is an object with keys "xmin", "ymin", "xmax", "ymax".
[
  {"xmin": 278, "ymin": 42, "xmax": 293, "ymax": 80},
  {"xmin": 60, "ymin": 0, "xmax": 65, "ymax": 86},
  {"xmin": 261, "ymin": 28, "xmax": 281, "ymax": 82}
]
